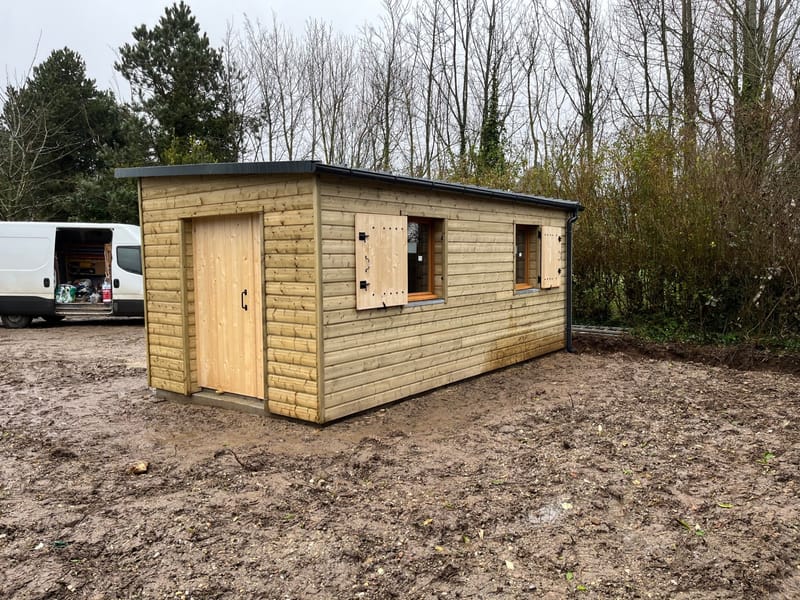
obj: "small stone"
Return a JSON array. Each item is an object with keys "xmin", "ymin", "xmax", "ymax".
[{"xmin": 127, "ymin": 461, "xmax": 149, "ymax": 475}]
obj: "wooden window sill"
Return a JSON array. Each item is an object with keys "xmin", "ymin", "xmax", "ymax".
[{"xmin": 408, "ymin": 292, "xmax": 439, "ymax": 302}]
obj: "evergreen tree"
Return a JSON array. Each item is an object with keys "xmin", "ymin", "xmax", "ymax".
[
  {"xmin": 475, "ymin": 68, "xmax": 508, "ymax": 186},
  {"xmin": 115, "ymin": 2, "xmax": 238, "ymax": 163},
  {"xmin": 65, "ymin": 106, "xmax": 152, "ymax": 224},
  {"xmin": 1, "ymin": 48, "xmax": 129, "ymax": 220}
]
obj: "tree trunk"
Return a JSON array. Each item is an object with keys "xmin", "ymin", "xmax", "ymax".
[{"xmin": 680, "ymin": 0, "xmax": 697, "ymax": 173}]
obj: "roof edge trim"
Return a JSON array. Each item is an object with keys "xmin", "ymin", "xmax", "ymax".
[{"xmin": 115, "ymin": 161, "xmax": 582, "ymax": 211}]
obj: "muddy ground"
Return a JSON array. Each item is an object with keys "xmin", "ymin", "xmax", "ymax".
[{"xmin": 0, "ymin": 320, "xmax": 798, "ymax": 599}]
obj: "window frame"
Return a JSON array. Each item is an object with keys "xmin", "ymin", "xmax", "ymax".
[
  {"xmin": 407, "ymin": 216, "xmax": 439, "ymax": 303},
  {"xmin": 514, "ymin": 224, "xmax": 540, "ymax": 291}
]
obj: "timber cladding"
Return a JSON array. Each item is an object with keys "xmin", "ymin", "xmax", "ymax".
[
  {"xmin": 139, "ymin": 174, "xmax": 319, "ymax": 422},
  {"xmin": 318, "ymin": 176, "xmax": 568, "ymax": 421},
  {"xmin": 121, "ymin": 162, "xmax": 581, "ymax": 424}
]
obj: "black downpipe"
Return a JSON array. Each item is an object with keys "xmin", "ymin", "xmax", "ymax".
[{"xmin": 566, "ymin": 209, "xmax": 580, "ymax": 352}]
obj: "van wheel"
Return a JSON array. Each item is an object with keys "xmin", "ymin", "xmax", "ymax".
[{"xmin": 1, "ymin": 315, "xmax": 33, "ymax": 329}]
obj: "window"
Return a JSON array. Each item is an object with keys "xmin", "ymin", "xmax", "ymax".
[
  {"xmin": 355, "ymin": 214, "xmax": 444, "ymax": 310},
  {"xmin": 116, "ymin": 246, "xmax": 142, "ymax": 275},
  {"xmin": 514, "ymin": 224, "xmax": 562, "ymax": 291},
  {"xmin": 515, "ymin": 225, "xmax": 540, "ymax": 290},
  {"xmin": 407, "ymin": 218, "xmax": 439, "ymax": 301}
]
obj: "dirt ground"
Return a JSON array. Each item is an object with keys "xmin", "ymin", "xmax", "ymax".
[{"xmin": 1, "ymin": 320, "xmax": 798, "ymax": 599}]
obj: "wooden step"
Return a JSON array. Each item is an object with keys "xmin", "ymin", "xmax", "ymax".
[{"xmin": 189, "ymin": 390, "xmax": 266, "ymax": 416}]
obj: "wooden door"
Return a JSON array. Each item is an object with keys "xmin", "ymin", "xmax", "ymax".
[{"xmin": 193, "ymin": 214, "xmax": 264, "ymax": 399}]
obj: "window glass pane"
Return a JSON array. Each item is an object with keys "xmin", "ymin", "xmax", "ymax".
[
  {"xmin": 117, "ymin": 246, "xmax": 142, "ymax": 275},
  {"xmin": 408, "ymin": 221, "xmax": 430, "ymax": 294},
  {"xmin": 515, "ymin": 229, "xmax": 527, "ymax": 285}
]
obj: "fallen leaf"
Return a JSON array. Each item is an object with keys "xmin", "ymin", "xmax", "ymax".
[
  {"xmin": 677, "ymin": 518, "xmax": 705, "ymax": 536},
  {"xmin": 717, "ymin": 502, "xmax": 734, "ymax": 509},
  {"xmin": 505, "ymin": 560, "xmax": 515, "ymax": 570},
  {"xmin": 566, "ymin": 571, "xmax": 574, "ymax": 581}
]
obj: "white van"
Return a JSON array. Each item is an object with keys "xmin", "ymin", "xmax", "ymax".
[{"xmin": 0, "ymin": 222, "xmax": 144, "ymax": 328}]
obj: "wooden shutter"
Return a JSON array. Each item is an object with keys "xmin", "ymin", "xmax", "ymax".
[
  {"xmin": 355, "ymin": 214, "xmax": 408, "ymax": 310},
  {"xmin": 540, "ymin": 226, "xmax": 562, "ymax": 289}
]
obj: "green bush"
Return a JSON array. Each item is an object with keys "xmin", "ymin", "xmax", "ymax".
[{"xmin": 523, "ymin": 128, "xmax": 799, "ymax": 346}]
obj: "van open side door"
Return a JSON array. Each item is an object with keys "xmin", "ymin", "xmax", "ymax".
[{"xmin": 111, "ymin": 229, "xmax": 144, "ymax": 316}]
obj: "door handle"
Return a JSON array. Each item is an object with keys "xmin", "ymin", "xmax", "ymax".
[{"xmin": 241, "ymin": 289, "xmax": 248, "ymax": 311}]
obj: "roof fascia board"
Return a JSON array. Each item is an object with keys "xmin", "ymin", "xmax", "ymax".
[{"xmin": 115, "ymin": 161, "xmax": 583, "ymax": 212}]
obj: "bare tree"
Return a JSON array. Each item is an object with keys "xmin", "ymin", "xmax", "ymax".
[
  {"xmin": 658, "ymin": 0, "xmax": 677, "ymax": 133},
  {"xmin": 517, "ymin": 0, "xmax": 554, "ymax": 168},
  {"xmin": 0, "ymin": 81, "xmax": 75, "ymax": 220},
  {"xmin": 551, "ymin": 0, "xmax": 611, "ymax": 166},
  {"xmin": 220, "ymin": 21, "xmax": 260, "ymax": 161},
  {"xmin": 243, "ymin": 16, "xmax": 281, "ymax": 160},
  {"xmin": 414, "ymin": 0, "xmax": 446, "ymax": 176},
  {"xmin": 612, "ymin": 0, "xmax": 661, "ymax": 132},
  {"xmin": 471, "ymin": 0, "xmax": 523, "ymax": 180},
  {"xmin": 437, "ymin": 0, "xmax": 479, "ymax": 172},
  {"xmin": 361, "ymin": 0, "xmax": 410, "ymax": 171},
  {"xmin": 716, "ymin": 0, "xmax": 800, "ymax": 184},
  {"xmin": 305, "ymin": 21, "xmax": 358, "ymax": 164},
  {"xmin": 681, "ymin": 0, "xmax": 698, "ymax": 169}
]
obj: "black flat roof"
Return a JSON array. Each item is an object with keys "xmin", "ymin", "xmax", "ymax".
[{"xmin": 115, "ymin": 161, "xmax": 582, "ymax": 212}]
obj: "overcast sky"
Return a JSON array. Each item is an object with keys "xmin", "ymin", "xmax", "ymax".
[{"xmin": 1, "ymin": 0, "xmax": 385, "ymax": 97}]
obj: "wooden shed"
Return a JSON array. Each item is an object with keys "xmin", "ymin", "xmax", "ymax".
[{"xmin": 116, "ymin": 162, "xmax": 582, "ymax": 423}]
